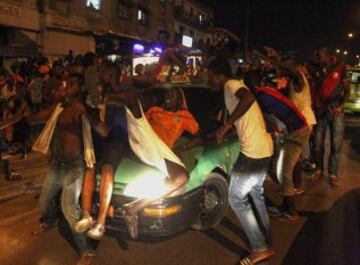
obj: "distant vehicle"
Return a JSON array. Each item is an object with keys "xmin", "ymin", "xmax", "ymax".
[
  {"xmin": 93, "ymin": 84, "xmax": 239, "ymax": 238},
  {"xmin": 345, "ymin": 67, "xmax": 360, "ymax": 113}
]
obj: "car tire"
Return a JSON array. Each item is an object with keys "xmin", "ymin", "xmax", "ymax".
[{"xmin": 191, "ymin": 173, "xmax": 229, "ymax": 231}]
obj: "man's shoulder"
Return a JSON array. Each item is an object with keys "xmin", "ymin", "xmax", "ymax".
[
  {"xmin": 224, "ymin": 79, "xmax": 247, "ymax": 96},
  {"xmin": 147, "ymin": 106, "xmax": 164, "ymax": 114},
  {"xmin": 71, "ymin": 100, "xmax": 86, "ymax": 113},
  {"xmin": 225, "ymin": 79, "xmax": 245, "ymax": 89}
]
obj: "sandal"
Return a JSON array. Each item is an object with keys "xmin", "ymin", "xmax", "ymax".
[
  {"xmin": 87, "ymin": 223, "xmax": 105, "ymax": 240},
  {"xmin": 294, "ymin": 186, "xmax": 305, "ymax": 195},
  {"xmin": 329, "ymin": 175, "xmax": 340, "ymax": 187},
  {"xmin": 121, "ymin": 208, "xmax": 139, "ymax": 239},
  {"xmin": 74, "ymin": 216, "xmax": 95, "ymax": 234},
  {"xmin": 76, "ymin": 250, "xmax": 96, "ymax": 265},
  {"xmin": 238, "ymin": 249, "xmax": 274, "ymax": 265},
  {"xmin": 311, "ymin": 171, "xmax": 323, "ymax": 182}
]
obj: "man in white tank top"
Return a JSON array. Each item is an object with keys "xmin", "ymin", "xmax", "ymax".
[{"xmin": 208, "ymin": 58, "xmax": 274, "ymax": 265}]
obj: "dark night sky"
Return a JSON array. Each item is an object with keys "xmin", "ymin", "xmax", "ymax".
[{"xmin": 201, "ymin": 0, "xmax": 360, "ymax": 54}]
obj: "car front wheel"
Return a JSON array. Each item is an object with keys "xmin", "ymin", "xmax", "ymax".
[{"xmin": 191, "ymin": 173, "xmax": 229, "ymax": 231}]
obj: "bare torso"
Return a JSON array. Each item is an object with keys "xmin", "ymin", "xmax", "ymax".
[{"xmin": 55, "ymin": 100, "xmax": 85, "ymax": 160}]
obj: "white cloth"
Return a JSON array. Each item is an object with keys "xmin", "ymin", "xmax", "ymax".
[
  {"xmin": 289, "ymin": 73, "xmax": 316, "ymax": 126},
  {"xmin": 32, "ymin": 103, "xmax": 95, "ymax": 168},
  {"xmin": 32, "ymin": 103, "xmax": 64, "ymax": 154},
  {"xmin": 125, "ymin": 102, "xmax": 185, "ymax": 176},
  {"xmin": 224, "ymin": 79, "xmax": 273, "ymax": 159}
]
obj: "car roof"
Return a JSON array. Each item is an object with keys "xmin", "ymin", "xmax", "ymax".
[{"xmin": 152, "ymin": 82, "xmax": 212, "ymax": 90}]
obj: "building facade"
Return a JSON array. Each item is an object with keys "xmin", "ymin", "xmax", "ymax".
[
  {"xmin": 172, "ymin": 0, "xmax": 214, "ymax": 49},
  {"xmin": 0, "ymin": 0, "xmax": 213, "ymax": 58}
]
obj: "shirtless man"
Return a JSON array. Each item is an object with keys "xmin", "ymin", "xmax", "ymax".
[{"xmin": 29, "ymin": 74, "xmax": 104, "ymax": 263}]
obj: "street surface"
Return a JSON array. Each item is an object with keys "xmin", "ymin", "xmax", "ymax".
[{"xmin": 0, "ymin": 115, "xmax": 360, "ymax": 265}]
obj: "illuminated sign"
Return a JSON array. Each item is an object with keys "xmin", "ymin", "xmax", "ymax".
[
  {"xmin": 133, "ymin": 43, "xmax": 145, "ymax": 54},
  {"xmin": 0, "ymin": 4, "xmax": 21, "ymax": 16},
  {"xmin": 182, "ymin": 35, "xmax": 193, "ymax": 48}
]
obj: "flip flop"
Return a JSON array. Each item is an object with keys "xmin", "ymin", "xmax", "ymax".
[
  {"xmin": 6, "ymin": 172, "xmax": 22, "ymax": 181},
  {"xmin": 238, "ymin": 257, "xmax": 254, "ymax": 265}
]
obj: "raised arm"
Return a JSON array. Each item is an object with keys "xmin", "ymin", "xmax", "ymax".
[
  {"xmin": 264, "ymin": 46, "xmax": 304, "ymax": 92},
  {"xmin": 85, "ymin": 111, "xmax": 109, "ymax": 137},
  {"xmin": 105, "ymin": 88, "xmax": 142, "ymax": 119},
  {"xmin": 25, "ymin": 103, "xmax": 57, "ymax": 125}
]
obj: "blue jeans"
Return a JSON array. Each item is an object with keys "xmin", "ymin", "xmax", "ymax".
[
  {"xmin": 39, "ymin": 158, "xmax": 91, "ymax": 253},
  {"xmin": 314, "ymin": 113, "xmax": 345, "ymax": 176},
  {"xmin": 228, "ymin": 152, "xmax": 272, "ymax": 252},
  {"xmin": 277, "ymin": 128, "xmax": 311, "ymax": 196}
]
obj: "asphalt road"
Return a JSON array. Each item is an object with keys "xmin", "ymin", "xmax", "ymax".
[{"xmin": 0, "ymin": 114, "xmax": 360, "ymax": 265}]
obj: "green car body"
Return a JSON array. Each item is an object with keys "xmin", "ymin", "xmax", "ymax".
[
  {"xmin": 345, "ymin": 68, "xmax": 360, "ymax": 113},
  {"xmin": 94, "ymin": 83, "xmax": 240, "ymax": 238}
]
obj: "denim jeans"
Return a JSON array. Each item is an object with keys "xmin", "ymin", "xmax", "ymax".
[
  {"xmin": 277, "ymin": 127, "xmax": 311, "ymax": 196},
  {"xmin": 39, "ymin": 158, "xmax": 91, "ymax": 253},
  {"xmin": 314, "ymin": 113, "xmax": 345, "ymax": 176},
  {"xmin": 228, "ymin": 152, "xmax": 271, "ymax": 252}
]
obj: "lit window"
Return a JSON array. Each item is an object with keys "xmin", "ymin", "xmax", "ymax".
[
  {"xmin": 137, "ymin": 9, "xmax": 147, "ymax": 24},
  {"xmin": 199, "ymin": 13, "xmax": 206, "ymax": 25},
  {"xmin": 87, "ymin": 0, "xmax": 101, "ymax": 10}
]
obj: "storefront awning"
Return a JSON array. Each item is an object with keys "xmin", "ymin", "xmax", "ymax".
[
  {"xmin": 94, "ymin": 31, "xmax": 151, "ymax": 55},
  {"xmin": 0, "ymin": 28, "xmax": 41, "ymax": 57}
]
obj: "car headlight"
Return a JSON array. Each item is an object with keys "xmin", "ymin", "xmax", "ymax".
[{"xmin": 123, "ymin": 169, "xmax": 168, "ymax": 199}]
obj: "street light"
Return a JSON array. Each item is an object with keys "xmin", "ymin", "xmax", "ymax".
[
  {"xmin": 348, "ymin": 32, "xmax": 354, "ymax": 38},
  {"xmin": 344, "ymin": 50, "xmax": 348, "ymax": 55},
  {"xmin": 336, "ymin": 49, "xmax": 341, "ymax": 53},
  {"xmin": 356, "ymin": 55, "xmax": 360, "ymax": 59}
]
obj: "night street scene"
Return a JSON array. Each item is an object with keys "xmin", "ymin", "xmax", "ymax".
[{"xmin": 0, "ymin": 0, "xmax": 360, "ymax": 265}]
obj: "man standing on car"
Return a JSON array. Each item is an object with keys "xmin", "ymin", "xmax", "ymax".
[
  {"xmin": 312, "ymin": 46, "xmax": 350, "ymax": 186},
  {"xmin": 208, "ymin": 58, "xmax": 274, "ymax": 265}
]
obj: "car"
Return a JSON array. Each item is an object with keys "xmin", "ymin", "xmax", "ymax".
[
  {"xmin": 344, "ymin": 67, "xmax": 360, "ymax": 113},
  {"xmin": 93, "ymin": 83, "xmax": 240, "ymax": 239}
]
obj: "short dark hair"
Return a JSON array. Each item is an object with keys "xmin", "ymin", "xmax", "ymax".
[
  {"xmin": 207, "ymin": 58, "xmax": 232, "ymax": 77},
  {"xmin": 70, "ymin": 73, "xmax": 85, "ymax": 86},
  {"xmin": 316, "ymin": 45, "xmax": 330, "ymax": 55},
  {"xmin": 244, "ymin": 69, "xmax": 261, "ymax": 93},
  {"xmin": 103, "ymin": 63, "xmax": 121, "ymax": 77}
]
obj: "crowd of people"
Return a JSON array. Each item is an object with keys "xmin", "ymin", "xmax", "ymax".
[{"xmin": 0, "ymin": 32, "xmax": 350, "ymax": 265}]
